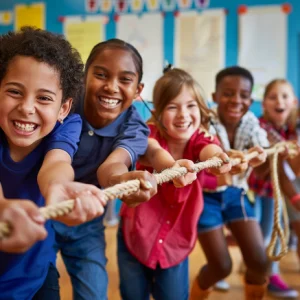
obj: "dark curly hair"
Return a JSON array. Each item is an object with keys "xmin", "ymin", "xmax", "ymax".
[
  {"xmin": 0, "ymin": 26, "xmax": 84, "ymax": 106},
  {"xmin": 85, "ymin": 38, "xmax": 143, "ymax": 83}
]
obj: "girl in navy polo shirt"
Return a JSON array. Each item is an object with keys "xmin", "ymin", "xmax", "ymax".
[
  {"xmin": 117, "ymin": 68, "xmax": 232, "ymax": 300},
  {"xmin": 54, "ymin": 39, "xmax": 197, "ymax": 300},
  {"xmin": 0, "ymin": 27, "xmax": 107, "ymax": 300}
]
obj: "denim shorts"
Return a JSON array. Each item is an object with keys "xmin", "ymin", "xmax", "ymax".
[
  {"xmin": 33, "ymin": 264, "xmax": 60, "ymax": 300},
  {"xmin": 197, "ymin": 186, "xmax": 255, "ymax": 233}
]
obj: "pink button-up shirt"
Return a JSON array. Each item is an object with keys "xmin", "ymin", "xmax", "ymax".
[{"xmin": 120, "ymin": 124, "xmax": 219, "ymax": 269}]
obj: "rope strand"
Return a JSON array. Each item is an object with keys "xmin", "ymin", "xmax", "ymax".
[{"xmin": 0, "ymin": 142, "xmax": 297, "ymax": 253}]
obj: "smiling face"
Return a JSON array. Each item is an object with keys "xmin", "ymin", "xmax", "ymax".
[
  {"xmin": 161, "ymin": 85, "xmax": 201, "ymax": 143},
  {"xmin": 84, "ymin": 48, "xmax": 143, "ymax": 128},
  {"xmin": 0, "ymin": 56, "xmax": 71, "ymax": 160},
  {"xmin": 213, "ymin": 75, "xmax": 252, "ymax": 128},
  {"xmin": 263, "ymin": 82, "xmax": 297, "ymax": 128}
]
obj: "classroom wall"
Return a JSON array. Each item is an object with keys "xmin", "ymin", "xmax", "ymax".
[{"xmin": 0, "ymin": 0, "xmax": 299, "ymax": 117}]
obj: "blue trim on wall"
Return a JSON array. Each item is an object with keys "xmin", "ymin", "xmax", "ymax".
[{"xmin": 0, "ymin": 0, "xmax": 299, "ymax": 101}]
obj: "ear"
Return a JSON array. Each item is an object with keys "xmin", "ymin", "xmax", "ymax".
[
  {"xmin": 212, "ymin": 92, "xmax": 217, "ymax": 104},
  {"xmin": 58, "ymin": 98, "xmax": 73, "ymax": 121},
  {"xmin": 135, "ymin": 83, "xmax": 144, "ymax": 99}
]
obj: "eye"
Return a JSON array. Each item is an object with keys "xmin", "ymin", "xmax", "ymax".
[
  {"xmin": 95, "ymin": 72, "xmax": 106, "ymax": 79},
  {"xmin": 120, "ymin": 77, "xmax": 133, "ymax": 83},
  {"xmin": 38, "ymin": 95, "xmax": 53, "ymax": 102},
  {"xmin": 7, "ymin": 89, "xmax": 21, "ymax": 96},
  {"xmin": 188, "ymin": 103, "xmax": 197, "ymax": 108},
  {"xmin": 241, "ymin": 94, "xmax": 251, "ymax": 100},
  {"xmin": 167, "ymin": 105, "xmax": 177, "ymax": 110}
]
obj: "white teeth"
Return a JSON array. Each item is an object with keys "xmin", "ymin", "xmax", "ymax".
[
  {"xmin": 14, "ymin": 121, "xmax": 36, "ymax": 132},
  {"xmin": 100, "ymin": 97, "xmax": 119, "ymax": 108}
]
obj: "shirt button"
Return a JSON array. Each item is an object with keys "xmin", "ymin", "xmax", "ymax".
[
  {"xmin": 158, "ymin": 239, "xmax": 163, "ymax": 244},
  {"xmin": 166, "ymin": 221, "xmax": 170, "ymax": 224},
  {"xmin": 88, "ymin": 130, "xmax": 94, "ymax": 136}
]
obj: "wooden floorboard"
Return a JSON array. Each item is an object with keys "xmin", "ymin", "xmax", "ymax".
[{"xmin": 58, "ymin": 226, "xmax": 300, "ymax": 299}]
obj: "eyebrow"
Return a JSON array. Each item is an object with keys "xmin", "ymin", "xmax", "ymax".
[
  {"xmin": 93, "ymin": 66, "xmax": 137, "ymax": 77},
  {"xmin": 5, "ymin": 82, "xmax": 57, "ymax": 95}
]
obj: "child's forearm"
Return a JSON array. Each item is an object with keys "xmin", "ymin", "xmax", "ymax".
[
  {"xmin": 199, "ymin": 144, "xmax": 223, "ymax": 161},
  {"xmin": 139, "ymin": 138, "xmax": 175, "ymax": 172},
  {"xmin": 97, "ymin": 162, "xmax": 129, "ymax": 187},
  {"xmin": 37, "ymin": 150, "xmax": 74, "ymax": 203}
]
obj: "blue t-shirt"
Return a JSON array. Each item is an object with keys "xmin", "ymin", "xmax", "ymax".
[
  {"xmin": 0, "ymin": 114, "xmax": 82, "ymax": 300},
  {"xmin": 73, "ymin": 103, "xmax": 150, "ymax": 186}
]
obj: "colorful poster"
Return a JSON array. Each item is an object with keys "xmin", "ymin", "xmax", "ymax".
[
  {"xmin": 0, "ymin": 11, "xmax": 13, "ymax": 25},
  {"xmin": 177, "ymin": 0, "xmax": 192, "ymax": 9},
  {"xmin": 14, "ymin": 3, "xmax": 45, "ymax": 31},
  {"xmin": 64, "ymin": 16, "xmax": 105, "ymax": 63},
  {"xmin": 174, "ymin": 10, "xmax": 225, "ymax": 101},
  {"xmin": 117, "ymin": 13, "xmax": 163, "ymax": 101},
  {"xmin": 146, "ymin": 0, "xmax": 160, "ymax": 11},
  {"xmin": 131, "ymin": 0, "xmax": 144, "ymax": 12},
  {"xmin": 115, "ymin": 0, "xmax": 128, "ymax": 13},
  {"xmin": 85, "ymin": 0, "xmax": 99, "ymax": 13},
  {"xmin": 100, "ymin": 0, "xmax": 113, "ymax": 13},
  {"xmin": 162, "ymin": 0, "xmax": 176, "ymax": 11},
  {"xmin": 194, "ymin": 0, "xmax": 210, "ymax": 9},
  {"xmin": 238, "ymin": 5, "xmax": 287, "ymax": 100}
]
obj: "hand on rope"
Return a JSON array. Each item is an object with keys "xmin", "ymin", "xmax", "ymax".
[
  {"xmin": 0, "ymin": 185, "xmax": 47, "ymax": 253},
  {"xmin": 172, "ymin": 159, "xmax": 197, "ymax": 188},
  {"xmin": 0, "ymin": 141, "xmax": 298, "ymax": 242},
  {"xmin": 45, "ymin": 182, "xmax": 107, "ymax": 226},
  {"xmin": 113, "ymin": 170, "xmax": 157, "ymax": 208}
]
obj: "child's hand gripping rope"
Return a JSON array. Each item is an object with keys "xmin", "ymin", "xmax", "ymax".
[{"xmin": 0, "ymin": 142, "xmax": 298, "ymax": 250}]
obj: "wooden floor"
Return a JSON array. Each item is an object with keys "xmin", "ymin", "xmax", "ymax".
[{"xmin": 58, "ymin": 226, "xmax": 300, "ymax": 300}]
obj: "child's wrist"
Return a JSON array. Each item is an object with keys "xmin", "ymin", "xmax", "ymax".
[{"xmin": 291, "ymin": 194, "xmax": 300, "ymax": 205}]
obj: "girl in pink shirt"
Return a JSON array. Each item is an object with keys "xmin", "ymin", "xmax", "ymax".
[{"xmin": 117, "ymin": 68, "xmax": 231, "ymax": 300}]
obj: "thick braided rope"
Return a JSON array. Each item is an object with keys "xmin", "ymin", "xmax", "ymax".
[
  {"xmin": 0, "ymin": 142, "xmax": 296, "ymax": 240},
  {"xmin": 266, "ymin": 144, "xmax": 290, "ymax": 261}
]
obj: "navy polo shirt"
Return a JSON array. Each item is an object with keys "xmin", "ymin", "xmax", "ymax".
[
  {"xmin": 72, "ymin": 103, "xmax": 150, "ymax": 187},
  {"xmin": 0, "ymin": 114, "xmax": 82, "ymax": 300}
]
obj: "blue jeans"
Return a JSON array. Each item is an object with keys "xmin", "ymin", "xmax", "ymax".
[
  {"xmin": 198, "ymin": 187, "xmax": 255, "ymax": 233},
  {"xmin": 117, "ymin": 227, "xmax": 189, "ymax": 300},
  {"xmin": 53, "ymin": 215, "xmax": 107, "ymax": 300},
  {"xmin": 33, "ymin": 264, "xmax": 60, "ymax": 300}
]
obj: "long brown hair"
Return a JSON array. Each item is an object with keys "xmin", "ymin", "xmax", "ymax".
[{"xmin": 149, "ymin": 68, "xmax": 213, "ymax": 136}]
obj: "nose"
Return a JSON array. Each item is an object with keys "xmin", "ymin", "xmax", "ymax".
[
  {"xmin": 104, "ymin": 79, "xmax": 119, "ymax": 93},
  {"xmin": 177, "ymin": 106, "xmax": 189, "ymax": 118},
  {"xmin": 231, "ymin": 93, "xmax": 242, "ymax": 103},
  {"xmin": 17, "ymin": 97, "xmax": 36, "ymax": 115}
]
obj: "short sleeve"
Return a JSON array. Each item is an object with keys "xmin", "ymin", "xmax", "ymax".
[
  {"xmin": 112, "ymin": 107, "xmax": 150, "ymax": 166},
  {"xmin": 44, "ymin": 114, "xmax": 82, "ymax": 159},
  {"xmin": 192, "ymin": 129, "xmax": 220, "ymax": 162}
]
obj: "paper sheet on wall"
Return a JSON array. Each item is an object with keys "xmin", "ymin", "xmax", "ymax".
[
  {"xmin": 64, "ymin": 16, "xmax": 105, "ymax": 64},
  {"xmin": 174, "ymin": 10, "xmax": 225, "ymax": 101},
  {"xmin": 238, "ymin": 5, "xmax": 287, "ymax": 100},
  {"xmin": 117, "ymin": 13, "xmax": 163, "ymax": 101},
  {"xmin": 15, "ymin": 3, "xmax": 45, "ymax": 30}
]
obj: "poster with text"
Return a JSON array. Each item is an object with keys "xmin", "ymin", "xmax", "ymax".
[
  {"xmin": 238, "ymin": 5, "xmax": 287, "ymax": 100},
  {"xmin": 174, "ymin": 10, "xmax": 225, "ymax": 101},
  {"xmin": 117, "ymin": 13, "xmax": 163, "ymax": 101}
]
